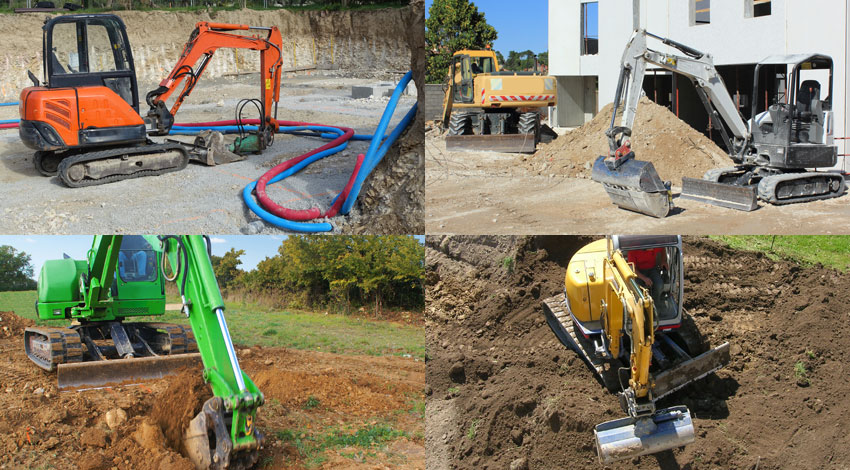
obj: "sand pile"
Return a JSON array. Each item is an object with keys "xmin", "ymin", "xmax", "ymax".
[{"xmin": 525, "ymin": 97, "xmax": 729, "ymax": 180}]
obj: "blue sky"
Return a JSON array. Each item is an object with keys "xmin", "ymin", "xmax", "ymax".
[
  {"xmin": 425, "ymin": 0, "xmax": 550, "ymax": 54},
  {"xmin": 0, "ymin": 235, "xmax": 426, "ymax": 280}
]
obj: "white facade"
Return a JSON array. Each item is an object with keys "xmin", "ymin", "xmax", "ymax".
[{"xmin": 548, "ymin": 0, "xmax": 850, "ymax": 171}]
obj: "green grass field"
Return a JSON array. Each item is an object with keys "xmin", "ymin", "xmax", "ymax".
[
  {"xmin": 0, "ymin": 291, "xmax": 423, "ymax": 358},
  {"xmin": 710, "ymin": 235, "xmax": 850, "ymax": 272}
]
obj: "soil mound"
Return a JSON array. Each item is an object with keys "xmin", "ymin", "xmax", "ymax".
[
  {"xmin": 0, "ymin": 311, "xmax": 34, "ymax": 337},
  {"xmin": 525, "ymin": 97, "xmax": 729, "ymax": 180},
  {"xmin": 151, "ymin": 369, "xmax": 212, "ymax": 451},
  {"xmin": 426, "ymin": 235, "xmax": 850, "ymax": 470}
]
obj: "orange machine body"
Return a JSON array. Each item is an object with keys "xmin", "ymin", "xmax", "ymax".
[{"xmin": 20, "ymin": 86, "xmax": 145, "ymax": 150}]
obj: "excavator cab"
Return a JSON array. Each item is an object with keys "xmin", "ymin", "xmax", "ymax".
[
  {"xmin": 20, "ymin": 14, "xmax": 146, "ymax": 157},
  {"xmin": 614, "ymin": 235, "xmax": 683, "ymax": 325}
]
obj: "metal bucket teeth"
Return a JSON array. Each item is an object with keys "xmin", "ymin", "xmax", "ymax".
[
  {"xmin": 591, "ymin": 155, "xmax": 673, "ymax": 218},
  {"xmin": 595, "ymin": 405, "xmax": 695, "ymax": 464}
]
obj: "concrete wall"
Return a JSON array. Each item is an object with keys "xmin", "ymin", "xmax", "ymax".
[{"xmin": 549, "ymin": 0, "xmax": 849, "ymax": 170}]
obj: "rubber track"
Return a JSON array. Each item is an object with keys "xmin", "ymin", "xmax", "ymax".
[
  {"xmin": 57, "ymin": 142, "xmax": 188, "ymax": 188},
  {"xmin": 24, "ymin": 326, "xmax": 83, "ymax": 372},
  {"xmin": 542, "ymin": 294, "xmax": 621, "ymax": 392},
  {"xmin": 758, "ymin": 171, "xmax": 846, "ymax": 205}
]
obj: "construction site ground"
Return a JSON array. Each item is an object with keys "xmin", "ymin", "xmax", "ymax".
[
  {"xmin": 425, "ymin": 136, "xmax": 850, "ymax": 234},
  {"xmin": 425, "ymin": 235, "xmax": 850, "ymax": 470},
  {"xmin": 0, "ymin": 73, "xmax": 418, "ymax": 234},
  {"xmin": 426, "ymin": 97, "xmax": 850, "ymax": 234},
  {"xmin": 0, "ymin": 304, "xmax": 425, "ymax": 470}
]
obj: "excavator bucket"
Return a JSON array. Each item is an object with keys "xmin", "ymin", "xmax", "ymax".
[
  {"xmin": 680, "ymin": 177, "xmax": 758, "ymax": 211},
  {"xmin": 595, "ymin": 405, "xmax": 695, "ymax": 464},
  {"xmin": 445, "ymin": 134, "xmax": 537, "ymax": 153},
  {"xmin": 57, "ymin": 353, "xmax": 202, "ymax": 391},
  {"xmin": 591, "ymin": 155, "xmax": 673, "ymax": 218}
]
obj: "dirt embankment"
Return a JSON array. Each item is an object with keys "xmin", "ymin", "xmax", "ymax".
[
  {"xmin": 524, "ymin": 97, "xmax": 729, "ymax": 180},
  {"xmin": 0, "ymin": 6, "xmax": 412, "ymax": 98},
  {"xmin": 0, "ymin": 311, "xmax": 424, "ymax": 470},
  {"xmin": 339, "ymin": 0, "xmax": 424, "ymax": 234},
  {"xmin": 425, "ymin": 236, "xmax": 850, "ymax": 470}
]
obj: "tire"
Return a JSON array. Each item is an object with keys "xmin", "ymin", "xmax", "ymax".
[
  {"xmin": 518, "ymin": 112, "xmax": 540, "ymax": 140},
  {"xmin": 447, "ymin": 113, "xmax": 472, "ymax": 136}
]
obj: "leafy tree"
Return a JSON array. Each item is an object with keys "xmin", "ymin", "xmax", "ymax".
[
  {"xmin": 537, "ymin": 51, "xmax": 548, "ymax": 67},
  {"xmin": 0, "ymin": 246, "xmax": 37, "ymax": 291},
  {"xmin": 425, "ymin": 0, "xmax": 498, "ymax": 83},
  {"xmin": 503, "ymin": 50, "xmax": 537, "ymax": 71},
  {"xmin": 211, "ymin": 248, "xmax": 245, "ymax": 290},
  {"xmin": 494, "ymin": 50, "xmax": 505, "ymax": 67}
]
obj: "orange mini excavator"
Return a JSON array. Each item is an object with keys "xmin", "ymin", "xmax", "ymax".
[{"xmin": 19, "ymin": 14, "xmax": 283, "ymax": 187}]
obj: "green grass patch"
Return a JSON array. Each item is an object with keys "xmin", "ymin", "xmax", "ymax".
[
  {"xmin": 303, "ymin": 396, "xmax": 320, "ymax": 410},
  {"xmin": 466, "ymin": 419, "xmax": 479, "ymax": 440},
  {"xmin": 275, "ymin": 423, "xmax": 407, "ymax": 468},
  {"xmin": 710, "ymin": 236, "xmax": 850, "ymax": 272},
  {"xmin": 501, "ymin": 256, "xmax": 514, "ymax": 273},
  {"xmin": 1, "ymin": 291, "xmax": 423, "ymax": 359}
]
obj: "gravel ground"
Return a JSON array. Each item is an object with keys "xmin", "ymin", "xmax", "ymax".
[{"xmin": 0, "ymin": 73, "xmax": 417, "ymax": 234}]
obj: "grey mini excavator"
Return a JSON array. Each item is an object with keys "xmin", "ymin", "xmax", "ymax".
[{"xmin": 592, "ymin": 30, "xmax": 845, "ymax": 217}]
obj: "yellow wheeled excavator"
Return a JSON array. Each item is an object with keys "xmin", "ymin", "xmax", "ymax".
[
  {"xmin": 441, "ymin": 49, "xmax": 557, "ymax": 153},
  {"xmin": 542, "ymin": 236, "xmax": 730, "ymax": 463}
]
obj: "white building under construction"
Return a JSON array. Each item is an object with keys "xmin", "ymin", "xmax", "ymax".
[{"xmin": 548, "ymin": 0, "xmax": 850, "ymax": 171}]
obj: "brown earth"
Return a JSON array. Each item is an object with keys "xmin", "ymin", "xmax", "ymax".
[
  {"xmin": 524, "ymin": 97, "xmax": 728, "ymax": 180},
  {"xmin": 425, "ymin": 236, "xmax": 850, "ymax": 470},
  {"xmin": 0, "ymin": 312, "xmax": 424, "ymax": 470}
]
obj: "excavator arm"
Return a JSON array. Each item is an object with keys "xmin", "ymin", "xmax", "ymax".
[
  {"xmin": 160, "ymin": 235, "xmax": 263, "ymax": 469},
  {"xmin": 608, "ymin": 30, "xmax": 749, "ymax": 161},
  {"xmin": 145, "ymin": 22, "xmax": 283, "ymax": 138}
]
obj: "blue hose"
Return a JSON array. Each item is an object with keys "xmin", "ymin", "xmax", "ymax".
[
  {"xmin": 241, "ymin": 71, "xmax": 415, "ymax": 232},
  {"xmin": 0, "ymin": 102, "xmax": 18, "ymax": 107},
  {"xmin": 0, "ymin": 118, "xmax": 19, "ymax": 124},
  {"xmin": 341, "ymin": 70, "xmax": 414, "ymax": 214}
]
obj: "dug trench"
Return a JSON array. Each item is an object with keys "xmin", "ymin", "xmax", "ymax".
[
  {"xmin": 0, "ymin": 312, "xmax": 424, "ymax": 470},
  {"xmin": 425, "ymin": 236, "xmax": 850, "ymax": 470}
]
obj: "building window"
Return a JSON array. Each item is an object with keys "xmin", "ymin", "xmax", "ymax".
[
  {"xmin": 581, "ymin": 1, "xmax": 598, "ymax": 55},
  {"xmin": 692, "ymin": 0, "xmax": 710, "ymax": 25},
  {"xmin": 747, "ymin": 0, "xmax": 771, "ymax": 17}
]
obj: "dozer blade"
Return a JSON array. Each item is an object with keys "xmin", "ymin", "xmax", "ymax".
[
  {"xmin": 445, "ymin": 134, "xmax": 536, "ymax": 153},
  {"xmin": 680, "ymin": 177, "xmax": 758, "ymax": 211},
  {"xmin": 591, "ymin": 155, "xmax": 673, "ymax": 218},
  {"xmin": 653, "ymin": 342, "xmax": 731, "ymax": 399},
  {"xmin": 57, "ymin": 353, "xmax": 202, "ymax": 391},
  {"xmin": 595, "ymin": 405, "xmax": 695, "ymax": 464}
]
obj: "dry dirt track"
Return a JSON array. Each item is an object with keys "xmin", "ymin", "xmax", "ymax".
[
  {"xmin": 425, "ymin": 136, "xmax": 850, "ymax": 234},
  {"xmin": 425, "ymin": 236, "xmax": 850, "ymax": 470},
  {"xmin": 0, "ymin": 312, "xmax": 424, "ymax": 470}
]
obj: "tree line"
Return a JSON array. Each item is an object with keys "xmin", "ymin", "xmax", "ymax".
[
  {"xmin": 0, "ymin": 246, "xmax": 37, "ymax": 291},
  {"xmin": 212, "ymin": 235, "xmax": 424, "ymax": 314},
  {"xmin": 426, "ymin": 0, "xmax": 548, "ymax": 83}
]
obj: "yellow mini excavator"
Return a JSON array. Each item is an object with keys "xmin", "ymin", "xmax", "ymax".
[{"xmin": 542, "ymin": 236, "xmax": 730, "ymax": 463}]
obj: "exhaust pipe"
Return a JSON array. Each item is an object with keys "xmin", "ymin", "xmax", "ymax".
[
  {"xmin": 595, "ymin": 405, "xmax": 695, "ymax": 464},
  {"xmin": 591, "ymin": 155, "xmax": 673, "ymax": 218}
]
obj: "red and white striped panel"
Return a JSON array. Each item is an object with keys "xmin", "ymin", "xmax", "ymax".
[{"xmin": 488, "ymin": 95, "xmax": 555, "ymax": 102}]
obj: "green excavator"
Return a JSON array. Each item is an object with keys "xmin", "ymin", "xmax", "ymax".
[{"xmin": 25, "ymin": 235, "xmax": 263, "ymax": 469}]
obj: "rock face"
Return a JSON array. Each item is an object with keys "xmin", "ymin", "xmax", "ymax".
[{"xmin": 0, "ymin": 6, "xmax": 413, "ymax": 97}]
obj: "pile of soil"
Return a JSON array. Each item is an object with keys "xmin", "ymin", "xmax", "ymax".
[
  {"xmin": 0, "ymin": 311, "xmax": 425, "ymax": 470},
  {"xmin": 0, "ymin": 310, "xmax": 34, "ymax": 337},
  {"xmin": 425, "ymin": 235, "xmax": 850, "ymax": 470},
  {"xmin": 524, "ymin": 97, "xmax": 729, "ymax": 180}
]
